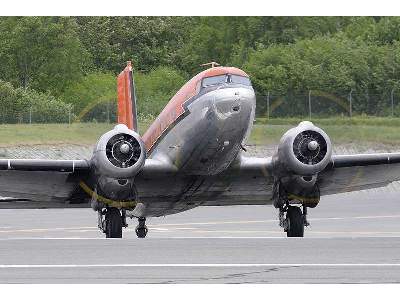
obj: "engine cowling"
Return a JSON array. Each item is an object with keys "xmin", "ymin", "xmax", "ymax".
[
  {"xmin": 273, "ymin": 121, "xmax": 332, "ymax": 176},
  {"xmin": 92, "ymin": 124, "xmax": 146, "ymax": 179}
]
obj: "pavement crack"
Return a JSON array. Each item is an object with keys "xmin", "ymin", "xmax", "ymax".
[{"xmin": 153, "ymin": 266, "xmax": 299, "ymax": 284}]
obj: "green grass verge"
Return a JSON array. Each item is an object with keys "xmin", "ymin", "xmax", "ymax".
[
  {"xmin": 249, "ymin": 124, "xmax": 400, "ymax": 146},
  {"xmin": 0, "ymin": 123, "xmax": 114, "ymax": 146},
  {"xmin": 250, "ymin": 116, "xmax": 400, "ymax": 146},
  {"xmin": 0, "ymin": 117, "xmax": 398, "ymax": 147},
  {"xmin": 256, "ymin": 116, "xmax": 400, "ymax": 127}
]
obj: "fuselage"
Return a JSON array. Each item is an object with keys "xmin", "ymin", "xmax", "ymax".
[
  {"xmin": 142, "ymin": 67, "xmax": 256, "ymax": 176},
  {"xmin": 129, "ymin": 67, "xmax": 260, "ymax": 217}
]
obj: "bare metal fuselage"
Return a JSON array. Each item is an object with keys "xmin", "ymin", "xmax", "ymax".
[
  {"xmin": 151, "ymin": 85, "xmax": 256, "ymax": 175},
  {"xmin": 131, "ymin": 84, "xmax": 265, "ymax": 217}
]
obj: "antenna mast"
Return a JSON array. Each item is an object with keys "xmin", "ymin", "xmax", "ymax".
[{"xmin": 200, "ymin": 62, "xmax": 221, "ymax": 68}]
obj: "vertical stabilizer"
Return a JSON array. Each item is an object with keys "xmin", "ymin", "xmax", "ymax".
[{"xmin": 117, "ymin": 61, "xmax": 138, "ymax": 131}]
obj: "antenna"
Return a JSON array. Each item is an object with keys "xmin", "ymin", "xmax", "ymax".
[{"xmin": 200, "ymin": 62, "xmax": 221, "ymax": 68}]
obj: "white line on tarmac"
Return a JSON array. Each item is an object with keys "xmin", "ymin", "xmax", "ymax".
[
  {"xmin": 187, "ymin": 230, "xmax": 400, "ymax": 234},
  {"xmin": 0, "ymin": 235, "xmax": 399, "ymax": 240},
  {"xmin": 0, "ymin": 214, "xmax": 399, "ymax": 234},
  {"xmin": 147, "ymin": 214, "xmax": 400, "ymax": 227},
  {"xmin": 0, "ymin": 263, "xmax": 399, "ymax": 268},
  {"xmin": 0, "ymin": 226, "xmax": 96, "ymax": 233}
]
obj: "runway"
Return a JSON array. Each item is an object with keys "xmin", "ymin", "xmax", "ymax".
[{"xmin": 0, "ymin": 190, "xmax": 399, "ymax": 283}]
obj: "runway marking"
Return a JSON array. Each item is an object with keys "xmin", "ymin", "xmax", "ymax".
[
  {"xmin": 145, "ymin": 214, "xmax": 400, "ymax": 227},
  {"xmin": 0, "ymin": 237, "xmax": 107, "ymax": 240},
  {"xmin": 0, "ymin": 214, "xmax": 399, "ymax": 235},
  {"xmin": 164, "ymin": 236, "xmax": 400, "ymax": 239},
  {"xmin": 0, "ymin": 263, "xmax": 399, "ymax": 268},
  {"xmin": 0, "ymin": 235, "xmax": 400, "ymax": 241},
  {"xmin": 0, "ymin": 226, "xmax": 96, "ymax": 233},
  {"xmin": 189, "ymin": 230, "xmax": 400, "ymax": 234},
  {"xmin": 2, "ymin": 230, "xmax": 400, "ymax": 237}
]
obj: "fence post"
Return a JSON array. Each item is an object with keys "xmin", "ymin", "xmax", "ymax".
[
  {"xmin": 68, "ymin": 107, "xmax": 71, "ymax": 125},
  {"xmin": 391, "ymin": 88, "xmax": 395, "ymax": 117},
  {"xmin": 266, "ymin": 91, "xmax": 270, "ymax": 119},
  {"xmin": 107, "ymin": 101, "xmax": 110, "ymax": 124},
  {"xmin": 29, "ymin": 107, "xmax": 32, "ymax": 125},
  {"xmin": 308, "ymin": 90, "xmax": 312, "ymax": 119},
  {"xmin": 349, "ymin": 89, "xmax": 353, "ymax": 118}
]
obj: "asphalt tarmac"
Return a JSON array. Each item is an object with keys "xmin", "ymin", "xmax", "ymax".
[{"xmin": 0, "ymin": 189, "xmax": 399, "ymax": 283}]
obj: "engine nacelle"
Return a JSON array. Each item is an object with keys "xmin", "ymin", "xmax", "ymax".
[
  {"xmin": 273, "ymin": 121, "xmax": 332, "ymax": 176},
  {"xmin": 92, "ymin": 124, "xmax": 146, "ymax": 179}
]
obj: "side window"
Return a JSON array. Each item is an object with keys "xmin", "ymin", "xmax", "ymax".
[
  {"xmin": 230, "ymin": 75, "xmax": 252, "ymax": 86},
  {"xmin": 202, "ymin": 75, "xmax": 227, "ymax": 87}
]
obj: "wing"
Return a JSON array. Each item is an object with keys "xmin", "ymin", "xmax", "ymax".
[
  {"xmin": 1, "ymin": 153, "xmax": 399, "ymax": 211},
  {"xmin": 0, "ymin": 159, "xmax": 91, "ymax": 208},
  {"xmin": 318, "ymin": 153, "xmax": 400, "ymax": 195},
  {"xmin": 0, "ymin": 158, "xmax": 177, "ymax": 209},
  {"xmin": 199, "ymin": 153, "xmax": 400, "ymax": 207}
]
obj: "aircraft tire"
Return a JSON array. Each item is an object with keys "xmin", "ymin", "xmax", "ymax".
[
  {"xmin": 286, "ymin": 206, "xmax": 304, "ymax": 237},
  {"xmin": 135, "ymin": 226, "xmax": 148, "ymax": 238},
  {"xmin": 105, "ymin": 208, "xmax": 123, "ymax": 238}
]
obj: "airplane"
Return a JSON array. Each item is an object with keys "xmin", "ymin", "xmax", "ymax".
[{"xmin": 0, "ymin": 61, "xmax": 400, "ymax": 238}]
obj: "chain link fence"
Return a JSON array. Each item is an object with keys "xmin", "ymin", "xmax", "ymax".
[
  {"xmin": 1, "ymin": 89, "xmax": 400, "ymax": 124},
  {"xmin": 0, "ymin": 101, "xmax": 119, "ymax": 124},
  {"xmin": 256, "ymin": 89, "xmax": 399, "ymax": 119}
]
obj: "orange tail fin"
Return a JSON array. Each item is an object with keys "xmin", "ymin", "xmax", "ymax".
[{"xmin": 117, "ymin": 61, "xmax": 138, "ymax": 131}]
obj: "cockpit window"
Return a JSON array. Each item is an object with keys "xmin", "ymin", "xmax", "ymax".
[
  {"xmin": 201, "ymin": 74, "xmax": 252, "ymax": 89},
  {"xmin": 202, "ymin": 75, "xmax": 227, "ymax": 87},
  {"xmin": 230, "ymin": 75, "xmax": 251, "ymax": 86}
]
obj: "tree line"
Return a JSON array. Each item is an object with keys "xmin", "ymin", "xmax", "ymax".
[{"xmin": 0, "ymin": 16, "xmax": 400, "ymax": 121}]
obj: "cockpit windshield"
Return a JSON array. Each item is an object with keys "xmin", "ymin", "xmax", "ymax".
[
  {"xmin": 201, "ymin": 74, "xmax": 251, "ymax": 88},
  {"xmin": 201, "ymin": 75, "xmax": 227, "ymax": 87},
  {"xmin": 230, "ymin": 74, "xmax": 251, "ymax": 86}
]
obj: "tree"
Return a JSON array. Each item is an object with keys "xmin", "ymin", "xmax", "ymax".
[
  {"xmin": 135, "ymin": 66, "xmax": 187, "ymax": 117},
  {"xmin": 1, "ymin": 16, "xmax": 400, "ymax": 119},
  {"xmin": 75, "ymin": 17, "xmax": 195, "ymax": 74},
  {"xmin": 61, "ymin": 66, "xmax": 187, "ymax": 119},
  {"xmin": 0, "ymin": 17, "xmax": 91, "ymax": 96},
  {"xmin": 61, "ymin": 72, "xmax": 116, "ymax": 115}
]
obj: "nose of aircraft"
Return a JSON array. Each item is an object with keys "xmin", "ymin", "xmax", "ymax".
[{"xmin": 213, "ymin": 87, "xmax": 255, "ymax": 117}]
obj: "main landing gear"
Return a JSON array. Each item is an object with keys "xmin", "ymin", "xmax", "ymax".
[
  {"xmin": 98, "ymin": 208, "xmax": 128, "ymax": 238},
  {"xmin": 98, "ymin": 208, "xmax": 149, "ymax": 239},
  {"xmin": 279, "ymin": 205, "xmax": 310, "ymax": 237}
]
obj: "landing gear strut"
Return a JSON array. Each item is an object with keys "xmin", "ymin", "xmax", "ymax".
[
  {"xmin": 135, "ymin": 217, "xmax": 148, "ymax": 238},
  {"xmin": 279, "ymin": 205, "xmax": 309, "ymax": 237},
  {"xmin": 98, "ymin": 208, "xmax": 128, "ymax": 238},
  {"xmin": 273, "ymin": 178, "xmax": 319, "ymax": 237}
]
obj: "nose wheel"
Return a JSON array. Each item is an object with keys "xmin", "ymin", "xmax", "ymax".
[{"xmin": 135, "ymin": 217, "xmax": 148, "ymax": 238}]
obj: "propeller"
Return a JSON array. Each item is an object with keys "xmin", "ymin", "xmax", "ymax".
[
  {"xmin": 106, "ymin": 133, "xmax": 142, "ymax": 168},
  {"xmin": 293, "ymin": 130, "xmax": 328, "ymax": 165}
]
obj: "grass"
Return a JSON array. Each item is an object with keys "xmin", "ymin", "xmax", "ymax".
[
  {"xmin": 0, "ymin": 118, "xmax": 155, "ymax": 147},
  {"xmin": 249, "ymin": 124, "xmax": 400, "ymax": 146},
  {"xmin": 256, "ymin": 116, "xmax": 400, "ymax": 127},
  {"xmin": 0, "ymin": 123, "xmax": 114, "ymax": 146},
  {"xmin": 251, "ymin": 116, "xmax": 400, "ymax": 146},
  {"xmin": 0, "ymin": 117, "xmax": 399, "ymax": 147}
]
